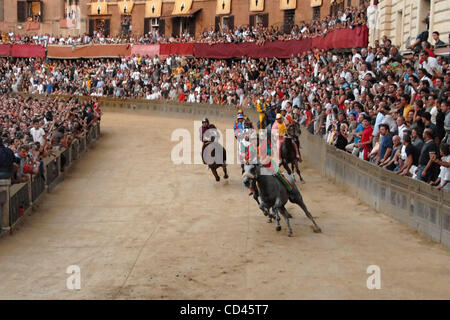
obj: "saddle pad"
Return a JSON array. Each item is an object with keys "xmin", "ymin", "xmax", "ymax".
[{"xmin": 275, "ymin": 171, "xmax": 294, "ymax": 192}]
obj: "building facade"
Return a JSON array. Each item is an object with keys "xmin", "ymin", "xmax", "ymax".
[
  {"xmin": 373, "ymin": 0, "xmax": 450, "ymax": 50},
  {"xmin": 0, "ymin": 0, "xmax": 89, "ymax": 36},
  {"xmin": 0, "ymin": 0, "xmax": 367, "ymax": 38}
]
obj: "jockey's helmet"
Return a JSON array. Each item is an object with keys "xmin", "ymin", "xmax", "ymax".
[
  {"xmin": 202, "ymin": 117, "xmax": 209, "ymax": 123},
  {"xmin": 237, "ymin": 114, "xmax": 244, "ymax": 120}
]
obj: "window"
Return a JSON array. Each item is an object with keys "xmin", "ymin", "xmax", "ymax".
[
  {"xmin": 256, "ymin": 13, "xmax": 268, "ymax": 27},
  {"xmin": 250, "ymin": 13, "xmax": 268, "ymax": 28},
  {"xmin": 121, "ymin": 14, "xmax": 132, "ymax": 36},
  {"xmin": 0, "ymin": 0, "xmax": 4, "ymax": 22},
  {"xmin": 330, "ymin": 2, "xmax": 343, "ymax": 17},
  {"xmin": 222, "ymin": 16, "xmax": 234, "ymax": 31},
  {"xmin": 28, "ymin": 0, "xmax": 43, "ymax": 22},
  {"xmin": 151, "ymin": 18, "xmax": 159, "ymax": 27},
  {"xmin": 17, "ymin": 1, "xmax": 27, "ymax": 22},
  {"xmin": 347, "ymin": 0, "xmax": 352, "ymax": 7},
  {"xmin": 283, "ymin": 9, "xmax": 295, "ymax": 33},
  {"xmin": 17, "ymin": 1, "xmax": 43, "ymax": 22},
  {"xmin": 313, "ymin": 6, "xmax": 320, "ymax": 21},
  {"xmin": 64, "ymin": 0, "xmax": 79, "ymax": 19}
]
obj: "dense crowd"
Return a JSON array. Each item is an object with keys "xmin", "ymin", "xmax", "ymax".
[
  {"xmin": 198, "ymin": 5, "xmax": 368, "ymax": 44},
  {"xmin": 0, "ymin": 96, "xmax": 101, "ymax": 184},
  {"xmin": 291, "ymin": 37, "xmax": 449, "ymax": 190},
  {"xmin": 0, "ymin": 5, "xmax": 369, "ymax": 46},
  {"xmin": 0, "ymin": 5, "xmax": 449, "ymax": 190}
]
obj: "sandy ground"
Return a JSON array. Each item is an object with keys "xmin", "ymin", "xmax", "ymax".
[{"xmin": 0, "ymin": 111, "xmax": 449, "ymax": 300}]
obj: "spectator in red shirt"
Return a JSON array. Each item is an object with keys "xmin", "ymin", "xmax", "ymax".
[
  {"xmin": 178, "ymin": 91, "xmax": 186, "ymax": 102},
  {"xmin": 355, "ymin": 116, "xmax": 373, "ymax": 161}
]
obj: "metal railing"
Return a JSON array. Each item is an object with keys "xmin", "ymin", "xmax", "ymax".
[{"xmin": 0, "ymin": 123, "xmax": 100, "ymax": 235}]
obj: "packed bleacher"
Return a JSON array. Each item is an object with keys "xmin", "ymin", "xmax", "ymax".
[
  {"xmin": 0, "ymin": 95, "xmax": 101, "ymax": 184},
  {"xmin": 0, "ymin": 5, "xmax": 369, "ymax": 46},
  {"xmin": 0, "ymin": 1, "xmax": 448, "ymax": 190}
]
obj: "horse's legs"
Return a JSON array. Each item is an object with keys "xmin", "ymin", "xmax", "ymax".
[
  {"xmin": 291, "ymin": 162, "xmax": 296, "ymax": 181},
  {"xmin": 279, "ymin": 206, "xmax": 293, "ymax": 237},
  {"xmin": 222, "ymin": 164, "xmax": 229, "ymax": 179},
  {"xmin": 273, "ymin": 207, "xmax": 282, "ymax": 231},
  {"xmin": 258, "ymin": 201, "xmax": 274, "ymax": 222},
  {"xmin": 294, "ymin": 160, "xmax": 305, "ymax": 183},
  {"xmin": 282, "ymin": 160, "xmax": 292, "ymax": 175},
  {"xmin": 293, "ymin": 195, "xmax": 321, "ymax": 233},
  {"xmin": 211, "ymin": 167, "xmax": 220, "ymax": 182}
]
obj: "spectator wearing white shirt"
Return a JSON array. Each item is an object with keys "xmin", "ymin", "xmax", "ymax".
[
  {"xmin": 396, "ymin": 116, "xmax": 407, "ymax": 142},
  {"xmin": 187, "ymin": 90, "xmax": 196, "ymax": 103},
  {"xmin": 30, "ymin": 119, "xmax": 46, "ymax": 146},
  {"xmin": 419, "ymin": 50, "xmax": 442, "ymax": 77}
]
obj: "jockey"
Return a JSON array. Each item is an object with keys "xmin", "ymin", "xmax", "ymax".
[
  {"xmin": 271, "ymin": 113, "xmax": 286, "ymax": 165},
  {"xmin": 199, "ymin": 117, "xmax": 217, "ymax": 143},
  {"xmin": 236, "ymin": 109, "xmax": 253, "ymax": 129},
  {"xmin": 282, "ymin": 102, "xmax": 300, "ymax": 160},
  {"xmin": 283, "ymin": 101, "xmax": 294, "ymax": 125},
  {"xmin": 239, "ymin": 129, "xmax": 257, "ymax": 167},
  {"xmin": 199, "ymin": 117, "xmax": 218, "ymax": 164},
  {"xmin": 234, "ymin": 114, "xmax": 246, "ymax": 139},
  {"xmin": 255, "ymin": 99, "xmax": 266, "ymax": 130}
]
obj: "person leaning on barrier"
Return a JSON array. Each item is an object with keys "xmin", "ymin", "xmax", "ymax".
[
  {"xmin": 0, "ymin": 138, "xmax": 16, "ymax": 180},
  {"xmin": 429, "ymin": 143, "xmax": 450, "ymax": 190},
  {"xmin": 397, "ymin": 134, "xmax": 419, "ymax": 177},
  {"xmin": 377, "ymin": 124, "xmax": 393, "ymax": 166},
  {"xmin": 13, "ymin": 146, "xmax": 31, "ymax": 183},
  {"xmin": 416, "ymin": 129, "xmax": 439, "ymax": 183}
]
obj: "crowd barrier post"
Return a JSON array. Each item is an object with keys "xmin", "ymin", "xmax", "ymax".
[{"xmin": 0, "ymin": 179, "xmax": 11, "ymax": 234}]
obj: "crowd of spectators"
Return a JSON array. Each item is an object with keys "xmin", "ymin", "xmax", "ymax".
[
  {"xmin": 0, "ymin": 96, "xmax": 101, "ymax": 184},
  {"xmin": 198, "ymin": 5, "xmax": 368, "ymax": 44},
  {"xmin": 290, "ymin": 38, "xmax": 449, "ymax": 190},
  {"xmin": 0, "ymin": 3, "xmax": 449, "ymax": 190},
  {"xmin": 0, "ymin": 4, "xmax": 369, "ymax": 46}
]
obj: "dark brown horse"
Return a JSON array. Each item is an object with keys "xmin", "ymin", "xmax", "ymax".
[
  {"xmin": 202, "ymin": 141, "xmax": 228, "ymax": 181},
  {"xmin": 280, "ymin": 136, "xmax": 304, "ymax": 183}
]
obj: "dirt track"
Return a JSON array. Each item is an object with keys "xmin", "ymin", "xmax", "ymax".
[{"xmin": 0, "ymin": 111, "xmax": 449, "ymax": 299}]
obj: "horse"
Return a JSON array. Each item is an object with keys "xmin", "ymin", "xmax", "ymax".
[
  {"xmin": 202, "ymin": 140, "xmax": 228, "ymax": 182},
  {"xmin": 242, "ymin": 163, "xmax": 321, "ymax": 236},
  {"xmin": 280, "ymin": 136, "xmax": 304, "ymax": 183}
]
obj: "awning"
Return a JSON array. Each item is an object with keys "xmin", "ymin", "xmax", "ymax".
[
  {"xmin": 172, "ymin": 0, "xmax": 193, "ymax": 15},
  {"xmin": 90, "ymin": 1, "xmax": 108, "ymax": 15},
  {"xmin": 280, "ymin": 0, "xmax": 296, "ymax": 10},
  {"xmin": 249, "ymin": 0, "xmax": 264, "ymax": 12},
  {"xmin": 145, "ymin": 0, "xmax": 162, "ymax": 18},
  {"xmin": 216, "ymin": 0, "xmax": 231, "ymax": 15},
  {"xmin": 161, "ymin": 8, "xmax": 202, "ymax": 19},
  {"xmin": 118, "ymin": 1, "xmax": 135, "ymax": 14}
]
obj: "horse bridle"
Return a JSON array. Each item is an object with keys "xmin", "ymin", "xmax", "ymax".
[{"xmin": 242, "ymin": 162, "xmax": 260, "ymax": 180}]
